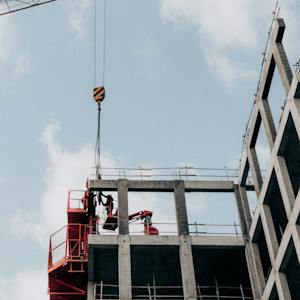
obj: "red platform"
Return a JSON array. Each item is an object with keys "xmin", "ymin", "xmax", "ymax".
[{"xmin": 48, "ymin": 190, "xmax": 91, "ymax": 300}]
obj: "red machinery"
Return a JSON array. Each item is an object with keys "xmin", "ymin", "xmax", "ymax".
[
  {"xmin": 48, "ymin": 190, "xmax": 95, "ymax": 300},
  {"xmin": 48, "ymin": 189, "xmax": 159, "ymax": 299},
  {"xmin": 101, "ymin": 193, "xmax": 159, "ymax": 235},
  {"xmin": 129, "ymin": 210, "xmax": 159, "ymax": 235}
]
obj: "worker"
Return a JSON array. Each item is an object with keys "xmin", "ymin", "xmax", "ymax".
[{"xmin": 100, "ymin": 192, "xmax": 114, "ymax": 215}]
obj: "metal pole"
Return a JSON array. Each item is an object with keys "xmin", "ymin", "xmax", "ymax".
[
  {"xmin": 93, "ymin": 283, "xmax": 97, "ymax": 300},
  {"xmin": 153, "ymin": 273, "xmax": 157, "ymax": 300},
  {"xmin": 240, "ymin": 284, "xmax": 245, "ymax": 300},
  {"xmin": 197, "ymin": 282, "xmax": 202, "ymax": 300},
  {"xmin": 215, "ymin": 277, "xmax": 220, "ymax": 300},
  {"xmin": 100, "ymin": 281, "xmax": 103, "ymax": 300},
  {"xmin": 147, "ymin": 284, "xmax": 152, "ymax": 300},
  {"xmin": 234, "ymin": 222, "xmax": 238, "ymax": 236}
]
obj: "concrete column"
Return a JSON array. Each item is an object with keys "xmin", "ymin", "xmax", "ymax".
[
  {"xmin": 275, "ymin": 156, "xmax": 295, "ymax": 215},
  {"xmin": 239, "ymin": 186, "xmax": 252, "ymax": 231},
  {"xmin": 244, "ymin": 241, "xmax": 262, "ymax": 299},
  {"xmin": 251, "ymin": 243, "xmax": 266, "ymax": 292},
  {"xmin": 247, "ymin": 147, "xmax": 263, "ymax": 196},
  {"xmin": 179, "ymin": 236, "xmax": 197, "ymax": 300},
  {"xmin": 234, "ymin": 186, "xmax": 248, "ymax": 234},
  {"xmin": 118, "ymin": 235, "xmax": 132, "ymax": 300},
  {"xmin": 174, "ymin": 180, "xmax": 189, "ymax": 235},
  {"xmin": 259, "ymin": 99, "xmax": 276, "ymax": 148},
  {"xmin": 87, "ymin": 281, "xmax": 94, "ymax": 300},
  {"xmin": 117, "ymin": 179, "xmax": 129, "ymax": 235},
  {"xmin": 276, "ymin": 272, "xmax": 292, "ymax": 300},
  {"xmin": 260, "ymin": 205, "xmax": 279, "ymax": 261}
]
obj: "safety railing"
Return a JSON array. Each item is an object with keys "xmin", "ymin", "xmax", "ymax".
[
  {"xmin": 89, "ymin": 166, "xmax": 261, "ymax": 183},
  {"xmin": 67, "ymin": 189, "xmax": 86, "ymax": 210},
  {"xmin": 95, "ymin": 221, "xmax": 241, "ymax": 236},
  {"xmin": 48, "ymin": 223, "xmax": 88, "ymax": 268},
  {"xmin": 189, "ymin": 222, "xmax": 241, "ymax": 236},
  {"xmin": 129, "ymin": 222, "xmax": 178, "ymax": 236},
  {"xmin": 93, "ymin": 283, "xmax": 253, "ymax": 300},
  {"xmin": 94, "ymin": 282, "xmax": 119, "ymax": 300}
]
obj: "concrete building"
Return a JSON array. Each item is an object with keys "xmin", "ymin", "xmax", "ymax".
[
  {"xmin": 86, "ymin": 18, "xmax": 300, "ymax": 300},
  {"xmin": 87, "ymin": 179, "xmax": 253, "ymax": 300},
  {"xmin": 48, "ymin": 17, "xmax": 300, "ymax": 300}
]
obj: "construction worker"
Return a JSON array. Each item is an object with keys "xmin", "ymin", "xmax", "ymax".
[{"xmin": 100, "ymin": 193, "xmax": 114, "ymax": 215}]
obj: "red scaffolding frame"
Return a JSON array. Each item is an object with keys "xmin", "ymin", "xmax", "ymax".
[{"xmin": 48, "ymin": 190, "xmax": 92, "ymax": 300}]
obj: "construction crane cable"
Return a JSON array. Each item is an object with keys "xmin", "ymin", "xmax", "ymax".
[
  {"xmin": 102, "ymin": 0, "xmax": 106, "ymax": 86},
  {"xmin": 93, "ymin": 0, "xmax": 106, "ymax": 178},
  {"xmin": 95, "ymin": 103, "xmax": 101, "ymax": 176},
  {"xmin": 93, "ymin": 0, "xmax": 106, "ymax": 86},
  {"xmin": 93, "ymin": 0, "xmax": 97, "ymax": 86}
]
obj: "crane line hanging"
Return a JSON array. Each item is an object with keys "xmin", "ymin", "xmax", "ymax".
[{"xmin": 93, "ymin": 0, "xmax": 107, "ymax": 179}]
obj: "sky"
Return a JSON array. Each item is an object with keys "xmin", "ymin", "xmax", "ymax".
[{"xmin": 0, "ymin": 0, "xmax": 300, "ymax": 298}]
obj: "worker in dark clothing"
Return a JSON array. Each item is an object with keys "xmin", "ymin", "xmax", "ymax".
[{"xmin": 100, "ymin": 192, "xmax": 114, "ymax": 215}]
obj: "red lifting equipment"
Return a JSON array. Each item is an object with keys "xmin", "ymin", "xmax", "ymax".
[{"xmin": 48, "ymin": 189, "xmax": 95, "ymax": 300}]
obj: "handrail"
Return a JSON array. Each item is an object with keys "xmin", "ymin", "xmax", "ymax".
[
  {"xmin": 93, "ymin": 283, "xmax": 253, "ymax": 300},
  {"xmin": 48, "ymin": 223, "xmax": 88, "ymax": 268}
]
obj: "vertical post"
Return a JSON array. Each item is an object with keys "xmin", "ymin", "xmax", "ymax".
[
  {"xmin": 100, "ymin": 281, "xmax": 103, "ymax": 300},
  {"xmin": 147, "ymin": 284, "xmax": 152, "ymax": 300},
  {"xmin": 215, "ymin": 277, "xmax": 220, "ymax": 300},
  {"xmin": 174, "ymin": 180, "xmax": 189, "ymax": 235},
  {"xmin": 197, "ymin": 283, "xmax": 202, "ymax": 300},
  {"xmin": 179, "ymin": 235, "xmax": 197, "ymax": 300},
  {"xmin": 117, "ymin": 179, "xmax": 129, "ymax": 234},
  {"xmin": 153, "ymin": 273, "xmax": 157, "ymax": 300},
  {"xmin": 118, "ymin": 235, "xmax": 132, "ymax": 300},
  {"xmin": 87, "ymin": 281, "xmax": 94, "ymax": 300},
  {"xmin": 240, "ymin": 284, "xmax": 245, "ymax": 300}
]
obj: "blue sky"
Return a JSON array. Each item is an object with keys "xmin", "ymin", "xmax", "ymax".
[{"xmin": 0, "ymin": 0, "xmax": 299, "ymax": 298}]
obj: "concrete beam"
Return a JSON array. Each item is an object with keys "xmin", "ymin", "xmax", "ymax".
[
  {"xmin": 88, "ymin": 234, "xmax": 244, "ymax": 247},
  {"xmin": 88, "ymin": 179, "xmax": 247, "ymax": 193}
]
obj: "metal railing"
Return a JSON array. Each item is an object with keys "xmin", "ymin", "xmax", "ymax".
[
  {"xmin": 189, "ymin": 222, "xmax": 241, "ymax": 236},
  {"xmin": 90, "ymin": 166, "xmax": 255, "ymax": 183},
  {"xmin": 95, "ymin": 221, "xmax": 241, "ymax": 236},
  {"xmin": 48, "ymin": 223, "xmax": 88, "ymax": 268},
  {"xmin": 93, "ymin": 283, "xmax": 253, "ymax": 300},
  {"xmin": 67, "ymin": 189, "xmax": 86, "ymax": 210}
]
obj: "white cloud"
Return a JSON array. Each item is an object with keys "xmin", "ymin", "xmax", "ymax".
[
  {"xmin": 0, "ymin": 269, "xmax": 47, "ymax": 300},
  {"xmin": 256, "ymin": 143, "xmax": 271, "ymax": 171},
  {"xmin": 67, "ymin": 0, "xmax": 92, "ymax": 39},
  {"xmin": 13, "ymin": 53, "xmax": 31, "ymax": 78},
  {"xmin": 132, "ymin": 34, "xmax": 161, "ymax": 58},
  {"xmin": 9, "ymin": 119, "xmax": 209, "ymax": 240},
  {"xmin": 160, "ymin": 0, "xmax": 258, "ymax": 51},
  {"xmin": 0, "ymin": 17, "xmax": 31, "ymax": 79},
  {"xmin": 206, "ymin": 51, "xmax": 257, "ymax": 90},
  {"xmin": 0, "ymin": 18, "xmax": 16, "ymax": 64},
  {"xmin": 159, "ymin": 0, "xmax": 300, "ymax": 90},
  {"xmin": 10, "ymin": 119, "xmax": 119, "ymax": 248}
]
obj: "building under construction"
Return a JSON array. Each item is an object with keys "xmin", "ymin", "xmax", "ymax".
[
  {"xmin": 1, "ymin": 2, "xmax": 300, "ymax": 300},
  {"xmin": 46, "ymin": 17, "xmax": 300, "ymax": 300}
]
